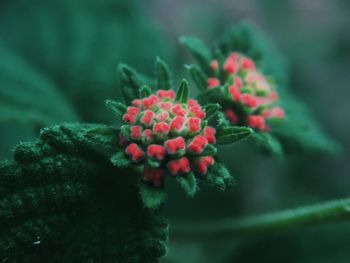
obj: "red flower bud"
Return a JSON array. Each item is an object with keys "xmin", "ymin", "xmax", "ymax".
[
  {"xmin": 224, "ymin": 57, "xmax": 239, "ymax": 74},
  {"xmin": 143, "ymin": 166, "xmax": 165, "ymax": 187},
  {"xmin": 170, "ymin": 115, "xmax": 185, "ymax": 132},
  {"xmin": 193, "ymin": 156, "xmax": 215, "ymax": 175},
  {"xmin": 123, "ymin": 113, "xmax": 136, "ymax": 124},
  {"xmin": 241, "ymin": 57, "xmax": 256, "ymax": 70},
  {"xmin": 164, "ymin": 137, "xmax": 185, "ymax": 154},
  {"xmin": 141, "ymin": 110, "xmax": 154, "ymax": 126},
  {"xmin": 188, "ymin": 135, "xmax": 208, "ymax": 154},
  {"xmin": 142, "ymin": 95, "xmax": 159, "ymax": 109},
  {"xmin": 225, "ymin": 109, "xmax": 239, "ymax": 124},
  {"xmin": 188, "ymin": 117, "xmax": 201, "ymax": 133},
  {"xmin": 203, "ymin": 126, "xmax": 216, "ymax": 144},
  {"xmin": 147, "ymin": 144, "xmax": 167, "ymax": 160},
  {"xmin": 143, "ymin": 129, "xmax": 154, "ymax": 141},
  {"xmin": 157, "ymin": 90, "xmax": 175, "ymax": 100},
  {"xmin": 153, "ymin": 122, "xmax": 170, "ymax": 134},
  {"xmin": 130, "ymin": 125, "xmax": 142, "ymax": 140},
  {"xmin": 156, "ymin": 111, "xmax": 170, "ymax": 122},
  {"xmin": 229, "ymin": 85, "xmax": 241, "ymax": 101},
  {"xmin": 247, "ymin": 115, "xmax": 267, "ymax": 131},
  {"xmin": 241, "ymin": 94, "xmax": 257, "ymax": 108},
  {"xmin": 208, "ymin": 78, "xmax": 220, "ymax": 88},
  {"xmin": 189, "ymin": 106, "xmax": 206, "ymax": 119},
  {"xmin": 210, "ymin": 60, "xmax": 219, "ymax": 71},
  {"xmin": 172, "ymin": 104, "xmax": 187, "ymax": 116},
  {"xmin": 127, "ymin": 106, "xmax": 140, "ymax": 116},
  {"xmin": 167, "ymin": 157, "xmax": 190, "ymax": 176},
  {"xmin": 125, "ymin": 143, "xmax": 144, "ymax": 162}
]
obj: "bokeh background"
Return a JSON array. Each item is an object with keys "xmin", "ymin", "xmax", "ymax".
[{"xmin": 0, "ymin": 0, "xmax": 349, "ymax": 262}]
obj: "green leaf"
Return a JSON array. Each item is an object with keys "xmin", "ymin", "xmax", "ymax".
[
  {"xmin": 252, "ymin": 132, "xmax": 284, "ymax": 156},
  {"xmin": 110, "ymin": 151, "xmax": 132, "ymax": 168},
  {"xmin": 216, "ymin": 126, "xmax": 253, "ymax": 145},
  {"xmin": 117, "ymin": 64, "xmax": 143, "ymax": 104},
  {"xmin": 138, "ymin": 182, "xmax": 167, "ymax": 209},
  {"xmin": 185, "ymin": 64, "xmax": 207, "ymax": 91},
  {"xmin": 180, "ymin": 36, "xmax": 212, "ymax": 74},
  {"xmin": 155, "ymin": 57, "xmax": 172, "ymax": 90},
  {"xmin": 175, "ymin": 79, "xmax": 189, "ymax": 103},
  {"xmin": 0, "ymin": 124, "xmax": 168, "ymax": 262},
  {"xmin": 105, "ymin": 100, "xmax": 127, "ymax": 117},
  {"xmin": 204, "ymin": 162, "xmax": 234, "ymax": 191},
  {"xmin": 200, "ymin": 144, "xmax": 218, "ymax": 156},
  {"xmin": 203, "ymin": 103, "xmax": 221, "ymax": 121},
  {"xmin": 271, "ymin": 93, "xmax": 340, "ymax": 155},
  {"xmin": 0, "ymin": 42, "xmax": 78, "ymax": 126},
  {"xmin": 176, "ymin": 172, "xmax": 198, "ymax": 197},
  {"xmin": 197, "ymin": 86, "xmax": 224, "ymax": 104},
  {"xmin": 139, "ymin": 85, "xmax": 152, "ymax": 98}
]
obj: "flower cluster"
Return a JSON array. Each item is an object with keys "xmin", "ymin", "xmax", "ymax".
[
  {"xmin": 120, "ymin": 89, "xmax": 217, "ymax": 187},
  {"xmin": 207, "ymin": 52, "xmax": 285, "ymax": 131}
]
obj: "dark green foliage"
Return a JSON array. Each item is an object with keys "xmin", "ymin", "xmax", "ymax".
[
  {"xmin": 180, "ymin": 36, "xmax": 212, "ymax": 75},
  {"xmin": 185, "ymin": 64, "xmax": 208, "ymax": 91},
  {"xmin": 0, "ymin": 41, "xmax": 78, "ymax": 126},
  {"xmin": 105, "ymin": 100, "xmax": 127, "ymax": 118},
  {"xmin": 176, "ymin": 172, "xmax": 199, "ymax": 197},
  {"xmin": 216, "ymin": 126, "xmax": 253, "ymax": 145},
  {"xmin": 155, "ymin": 57, "xmax": 172, "ymax": 90},
  {"xmin": 0, "ymin": 124, "xmax": 168, "ymax": 262},
  {"xmin": 205, "ymin": 162, "xmax": 234, "ymax": 191},
  {"xmin": 118, "ymin": 64, "xmax": 144, "ymax": 104},
  {"xmin": 175, "ymin": 79, "xmax": 189, "ymax": 103}
]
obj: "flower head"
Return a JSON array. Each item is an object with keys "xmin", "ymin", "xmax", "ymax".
[
  {"xmin": 207, "ymin": 52, "xmax": 285, "ymax": 131},
  {"xmin": 119, "ymin": 88, "xmax": 217, "ymax": 187}
]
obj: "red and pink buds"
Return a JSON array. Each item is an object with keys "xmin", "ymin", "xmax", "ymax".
[
  {"xmin": 207, "ymin": 52, "xmax": 285, "ymax": 131},
  {"xmin": 120, "ymin": 89, "xmax": 217, "ymax": 187}
]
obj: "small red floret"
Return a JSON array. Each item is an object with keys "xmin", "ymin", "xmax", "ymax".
[
  {"xmin": 193, "ymin": 156, "xmax": 215, "ymax": 175},
  {"xmin": 127, "ymin": 106, "xmax": 140, "ymax": 116},
  {"xmin": 164, "ymin": 137, "xmax": 185, "ymax": 154},
  {"xmin": 142, "ymin": 95, "xmax": 159, "ymax": 109},
  {"xmin": 241, "ymin": 57, "xmax": 256, "ymax": 70},
  {"xmin": 210, "ymin": 60, "xmax": 219, "ymax": 71},
  {"xmin": 153, "ymin": 122, "xmax": 170, "ymax": 134},
  {"xmin": 157, "ymin": 90, "xmax": 175, "ymax": 100},
  {"xmin": 123, "ymin": 113, "xmax": 136, "ymax": 124},
  {"xmin": 203, "ymin": 126, "xmax": 216, "ymax": 144},
  {"xmin": 208, "ymin": 78, "xmax": 220, "ymax": 88},
  {"xmin": 143, "ymin": 166, "xmax": 165, "ymax": 187},
  {"xmin": 225, "ymin": 109, "xmax": 239, "ymax": 124},
  {"xmin": 125, "ymin": 143, "xmax": 144, "ymax": 162},
  {"xmin": 170, "ymin": 115, "xmax": 185, "ymax": 132},
  {"xmin": 143, "ymin": 129, "xmax": 153, "ymax": 142},
  {"xmin": 229, "ymin": 85, "xmax": 241, "ymax": 101},
  {"xmin": 188, "ymin": 117, "xmax": 201, "ymax": 133},
  {"xmin": 141, "ymin": 110, "xmax": 154, "ymax": 126},
  {"xmin": 224, "ymin": 57, "xmax": 239, "ymax": 74},
  {"xmin": 130, "ymin": 125, "xmax": 142, "ymax": 140},
  {"xmin": 247, "ymin": 115, "xmax": 267, "ymax": 131},
  {"xmin": 189, "ymin": 106, "xmax": 206, "ymax": 119},
  {"xmin": 147, "ymin": 144, "xmax": 167, "ymax": 160},
  {"xmin": 172, "ymin": 104, "xmax": 187, "ymax": 116},
  {"xmin": 167, "ymin": 157, "xmax": 190, "ymax": 176},
  {"xmin": 188, "ymin": 135, "xmax": 208, "ymax": 154},
  {"xmin": 241, "ymin": 94, "xmax": 257, "ymax": 108}
]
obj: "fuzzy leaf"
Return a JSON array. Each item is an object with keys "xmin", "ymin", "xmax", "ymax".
[
  {"xmin": 155, "ymin": 57, "xmax": 172, "ymax": 90},
  {"xmin": 200, "ymin": 144, "xmax": 218, "ymax": 156},
  {"xmin": 105, "ymin": 100, "xmax": 127, "ymax": 117},
  {"xmin": 111, "ymin": 151, "xmax": 132, "ymax": 168},
  {"xmin": 204, "ymin": 103, "xmax": 221, "ymax": 121},
  {"xmin": 175, "ymin": 79, "xmax": 189, "ymax": 103},
  {"xmin": 197, "ymin": 87, "xmax": 224, "ymax": 104},
  {"xmin": 204, "ymin": 162, "xmax": 234, "ymax": 191},
  {"xmin": 252, "ymin": 132, "xmax": 284, "ymax": 156},
  {"xmin": 139, "ymin": 85, "xmax": 152, "ymax": 98},
  {"xmin": 118, "ymin": 64, "xmax": 143, "ymax": 104},
  {"xmin": 176, "ymin": 172, "xmax": 198, "ymax": 197},
  {"xmin": 180, "ymin": 36, "xmax": 212, "ymax": 75},
  {"xmin": 0, "ymin": 124, "xmax": 168, "ymax": 262},
  {"xmin": 185, "ymin": 64, "xmax": 207, "ymax": 90},
  {"xmin": 138, "ymin": 182, "xmax": 167, "ymax": 210},
  {"xmin": 216, "ymin": 126, "xmax": 253, "ymax": 145},
  {"xmin": 0, "ymin": 42, "xmax": 78, "ymax": 126}
]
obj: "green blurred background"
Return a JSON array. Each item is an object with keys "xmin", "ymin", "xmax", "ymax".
[{"xmin": 0, "ymin": 0, "xmax": 349, "ymax": 262}]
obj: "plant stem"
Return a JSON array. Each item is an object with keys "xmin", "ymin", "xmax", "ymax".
[{"xmin": 171, "ymin": 197, "xmax": 350, "ymax": 240}]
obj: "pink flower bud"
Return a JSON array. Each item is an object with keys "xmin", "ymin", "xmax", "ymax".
[
  {"xmin": 225, "ymin": 109, "xmax": 239, "ymax": 124},
  {"xmin": 127, "ymin": 106, "xmax": 140, "ymax": 116},
  {"xmin": 164, "ymin": 137, "xmax": 185, "ymax": 154},
  {"xmin": 130, "ymin": 125, "xmax": 142, "ymax": 140},
  {"xmin": 141, "ymin": 110, "xmax": 154, "ymax": 126},
  {"xmin": 193, "ymin": 156, "xmax": 215, "ymax": 175},
  {"xmin": 240, "ymin": 57, "xmax": 256, "ymax": 70},
  {"xmin": 188, "ymin": 98, "xmax": 200, "ymax": 108},
  {"xmin": 143, "ymin": 166, "xmax": 165, "ymax": 187},
  {"xmin": 156, "ymin": 111, "xmax": 170, "ymax": 122},
  {"xmin": 208, "ymin": 78, "xmax": 220, "ymax": 88},
  {"xmin": 210, "ymin": 60, "xmax": 219, "ymax": 71},
  {"xmin": 241, "ymin": 94, "xmax": 257, "ymax": 108},
  {"xmin": 189, "ymin": 106, "xmax": 206, "ymax": 119},
  {"xmin": 203, "ymin": 126, "xmax": 216, "ymax": 144},
  {"xmin": 188, "ymin": 117, "xmax": 201, "ymax": 133},
  {"xmin": 172, "ymin": 104, "xmax": 187, "ymax": 116},
  {"xmin": 170, "ymin": 115, "xmax": 185, "ymax": 132},
  {"xmin": 270, "ymin": 107, "xmax": 285, "ymax": 118},
  {"xmin": 247, "ymin": 115, "xmax": 267, "ymax": 131},
  {"xmin": 142, "ymin": 95, "xmax": 159, "ymax": 109},
  {"xmin": 143, "ymin": 129, "xmax": 153, "ymax": 141},
  {"xmin": 157, "ymin": 90, "xmax": 175, "ymax": 100},
  {"xmin": 167, "ymin": 157, "xmax": 190, "ymax": 176},
  {"xmin": 229, "ymin": 85, "xmax": 241, "ymax": 101},
  {"xmin": 188, "ymin": 135, "xmax": 208, "ymax": 154},
  {"xmin": 147, "ymin": 144, "xmax": 167, "ymax": 160},
  {"xmin": 132, "ymin": 99, "xmax": 142, "ymax": 107},
  {"xmin": 125, "ymin": 143, "xmax": 144, "ymax": 162},
  {"xmin": 123, "ymin": 113, "xmax": 136, "ymax": 124},
  {"xmin": 224, "ymin": 57, "xmax": 239, "ymax": 74},
  {"xmin": 153, "ymin": 122, "xmax": 170, "ymax": 134}
]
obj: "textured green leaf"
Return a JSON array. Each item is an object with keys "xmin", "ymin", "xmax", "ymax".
[
  {"xmin": 117, "ymin": 64, "xmax": 143, "ymax": 104},
  {"xmin": 0, "ymin": 42, "xmax": 78, "ymax": 126},
  {"xmin": 203, "ymin": 103, "xmax": 221, "ymax": 121},
  {"xmin": 139, "ymin": 85, "xmax": 152, "ymax": 98},
  {"xmin": 185, "ymin": 64, "xmax": 207, "ymax": 91},
  {"xmin": 271, "ymin": 93, "xmax": 339, "ymax": 155},
  {"xmin": 252, "ymin": 132, "xmax": 284, "ymax": 156},
  {"xmin": 180, "ymin": 36, "xmax": 212, "ymax": 74},
  {"xmin": 216, "ymin": 126, "xmax": 253, "ymax": 145},
  {"xmin": 0, "ymin": 123, "xmax": 168, "ymax": 262},
  {"xmin": 200, "ymin": 144, "xmax": 218, "ymax": 156},
  {"xmin": 175, "ymin": 79, "xmax": 189, "ymax": 103},
  {"xmin": 204, "ymin": 162, "xmax": 234, "ymax": 191},
  {"xmin": 138, "ymin": 182, "xmax": 167, "ymax": 210},
  {"xmin": 111, "ymin": 151, "xmax": 132, "ymax": 168},
  {"xmin": 155, "ymin": 57, "xmax": 172, "ymax": 90},
  {"xmin": 176, "ymin": 172, "xmax": 198, "ymax": 197},
  {"xmin": 105, "ymin": 100, "xmax": 127, "ymax": 117}
]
